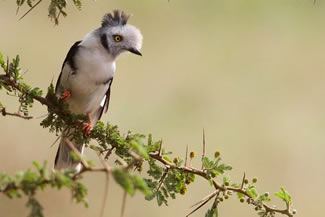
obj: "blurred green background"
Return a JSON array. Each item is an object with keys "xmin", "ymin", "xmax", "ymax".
[{"xmin": 0, "ymin": 0, "xmax": 324, "ymax": 216}]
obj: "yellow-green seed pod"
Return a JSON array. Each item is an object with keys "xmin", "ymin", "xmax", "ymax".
[
  {"xmin": 180, "ymin": 187, "xmax": 187, "ymax": 195},
  {"xmin": 214, "ymin": 151, "xmax": 221, "ymax": 158},
  {"xmin": 190, "ymin": 151, "xmax": 196, "ymax": 158},
  {"xmin": 252, "ymin": 177, "xmax": 258, "ymax": 183}
]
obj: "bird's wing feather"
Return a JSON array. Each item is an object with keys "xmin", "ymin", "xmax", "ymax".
[
  {"xmin": 97, "ymin": 78, "xmax": 113, "ymax": 121},
  {"xmin": 55, "ymin": 41, "xmax": 82, "ymax": 95}
]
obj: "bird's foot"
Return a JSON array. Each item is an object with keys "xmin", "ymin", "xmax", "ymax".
[
  {"xmin": 60, "ymin": 90, "xmax": 71, "ymax": 101},
  {"xmin": 82, "ymin": 122, "xmax": 92, "ymax": 137},
  {"xmin": 82, "ymin": 113, "xmax": 92, "ymax": 137}
]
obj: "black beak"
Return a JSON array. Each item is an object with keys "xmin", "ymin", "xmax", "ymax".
[{"xmin": 128, "ymin": 48, "xmax": 142, "ymax": 56}]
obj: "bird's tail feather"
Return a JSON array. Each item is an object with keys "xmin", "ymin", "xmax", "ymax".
[{"xmin": 54, "ymin": 132, "xmax": 84, "ymax": 173}]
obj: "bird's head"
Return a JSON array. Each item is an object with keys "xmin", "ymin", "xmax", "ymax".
[{"xmin": 98, "ymin": 10, "xmax": 143, "ymax": 58}]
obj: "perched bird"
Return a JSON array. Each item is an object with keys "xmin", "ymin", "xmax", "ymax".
[{"xmin": 54, "ymin": 10, "xmax": 143, "ymax": 172}]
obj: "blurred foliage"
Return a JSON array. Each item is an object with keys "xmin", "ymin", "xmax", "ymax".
[{"xmin": 16, "ymin": 0, "xmax": 82, "ymax": 24}]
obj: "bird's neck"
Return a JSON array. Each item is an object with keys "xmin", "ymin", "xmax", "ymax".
[{"xmin": 80, "ymin": 31, "xmax": 116, "ymax": 62}]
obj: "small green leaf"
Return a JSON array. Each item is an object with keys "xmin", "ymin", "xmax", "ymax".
[
  {"xmin": 258, "ymin": 211, "xmax": 266, "ymax": 216},
  {"xmin": 32, "ymin": 161, "xmax": 41, "ymax": 170},
  {"xmin": 246, "ymin": 185, "xmax": 258, "ymax": 199},
  {"xmin": 237, "ymin": 192, "xmax": 244, "ymax": 199},
  {"xmin": 0, "ymin": 52, "xmax": 4, "ymax": 68},
  {"xmin": 163, "ymin": 156, "xmax": 172, "ymax": 163},
  {"xmin": 130, "ymin": 140, "xmax": 149, "ymax": 159},
  {"xmin": 202, "ymin": 157, "xmax": 213, "ymax": 168},
  {"xmin": 274, "ymin": 187, "xmax": 292, "ymax": 205},
  {"xmin": 26, "ymin": 198, "xmax": 44, "ymax": 217},
  {"xmin": 132, "ymin": 175, "xmax": 152, "ymax": 196},
  {"xmin": 112, "ymin": 169, "xmax": 135, "ymax": 196}
]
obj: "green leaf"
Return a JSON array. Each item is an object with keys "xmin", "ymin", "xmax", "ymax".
[
  {"xmin": 217, "ymin": 164, "xmax": 232, "ymax": 171},
  {"xmin": 132, "ymin": 175, "xmax": 152, "ymax": 196},
  {"xmin": 72, "ymin": 182, "xmax": 88, "ymax": 207},
  {"xmin": 26, "ymin": 198, "xmax": 44, "ymax": 217},
  {"xmin": 130, "ymin": 140, "xmax": 149, "ymax": 159},
  {"xmin": 202, "ymin": 157, "xmax": 213, "ymax": 168},
  {"xmin": 246, "ymin": 185, "xmax": 258, "ymax": 199},
  {"xmin": 258, "ymin": 211, "xmax": 266, "ymax": 216},
  {"xmin": 32, "ymin": 161, "xmax": 41, "ymax": 170},
  {"xmin": 147, "ymin": 133, "xmax": 152, "ymax": 146},
  {"xmin": 237, "ymin": 192, "xmax": 244, "ymax": 199},
  {"xmin": 274, "ymin": 187, "xmax": 292, "ymax": 205},
  {"xmin": 0, "ymin": 52, "xmax": 4, "ymax": 69},
  {"xmin": 231, "ymin": 183, "xmax": 240, "ymax": 188},
  {"xmin": 112, "ymin": 169, "xmax": 135, "ymax": 196},
  {"xmin": 223, "ymin": 175, "xmax": 230, "ymax": 185},
  {"xmin": 205, "ymin": 207, "xmax": 218, "ymax": 217},
  {"xmin": 163, "ymin": 156, "xmax": 172, "ymax": 163}
]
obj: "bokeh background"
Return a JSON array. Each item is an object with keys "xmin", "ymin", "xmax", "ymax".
[{"xmin": 0, "ymin": 0, "xmax": 324, "ymax": 216}]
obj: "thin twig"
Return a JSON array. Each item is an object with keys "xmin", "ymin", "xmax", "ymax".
[
  {"xmin": 65, "ymin": 138, "xmax": 89, "ymax": 169},
  {"xmin": 156, "ymin": 168, "xmax": 168, "ymax": 192},
  {"xmin": 240, "ymin": 172, "xmax": 246, "ymax": 190},
  {"xmin": 201, "ymin": 128, "xmax": 206, "ymax": 169},
  {"xmin": 6, "ymin": 57, "xmax": 9, "ymax": 75},
  {"xmin": 18, "ymin": 0, "xmax": 43, "ymax": 21},
  {"xmin": 0, "ymin": 108, "xmax": 33, "ymax": 119},
  {"xmin": 50, "ymin": 133, "xmax": 62, "ymax": 147},
  {"xmin": 0, "ymin": 74, "xmax": 53, "ymax": 108},
  {"xmin": 158, "ymin": 140, "xmax": 163, "ymax": 156},
  {"xmin": 190, "ymin": 190, "xmax": 219, "ymax": 208},
  {"xmin": 104, "ymin": 146, "xmax": 115, "ymax": 159},
  {"xmin": 120, "ymin": 191, "xmax": 127, "ymax": 217},
  {"xmin": 98, "ymin": 152, "xmax": 111, "ymax": 217},
  {"xmin": 187, "ymin": 191, "xmax": 218, "ymax": 217},
  {"xmin": 184, "ymin": 144, "xmax": 189, "ymax": 167},
  {"xmin": 126, "ymin": 150, "xmax": 142, "ymax": 170}
]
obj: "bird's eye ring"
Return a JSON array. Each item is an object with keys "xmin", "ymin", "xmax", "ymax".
[{"xmin": 113, "ymin": 35, "xmax": 122, "ymax": 42}]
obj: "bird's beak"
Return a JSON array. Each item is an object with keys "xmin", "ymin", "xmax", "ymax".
[{"xmin": 128, "ymin": 48, "xmax": 142, "ymax": 56}]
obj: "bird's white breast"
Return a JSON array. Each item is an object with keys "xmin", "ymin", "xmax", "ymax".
[{"xmin": 64, "ymin": 35, "xmax": 116, "ymax": 115}]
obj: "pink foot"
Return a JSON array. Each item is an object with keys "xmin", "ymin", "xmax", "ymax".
[
  {"xmin": 82, "ymin": 122, "xmax": 92, "ymax": 137},
  {"xmin": 82, "ymin": 117, "xmax": 92, "ymax": 137},
  {"xmin": 60, "ymin": 90, "xmax": 71, "ymax": 101}
]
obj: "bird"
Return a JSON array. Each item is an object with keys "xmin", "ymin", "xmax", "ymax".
[{"xmin": 54, "ymin": 10, "xmax": 143, "ymax": 172}]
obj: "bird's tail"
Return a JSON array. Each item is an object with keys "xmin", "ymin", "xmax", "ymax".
[{"xmin": 54, "ymin": 131, "xmax": 84, "ymax": 173}]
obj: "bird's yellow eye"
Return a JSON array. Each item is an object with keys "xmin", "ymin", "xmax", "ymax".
[{"xmin": 114, "ymin": 35, "xmax": 122, "ymax": 42}]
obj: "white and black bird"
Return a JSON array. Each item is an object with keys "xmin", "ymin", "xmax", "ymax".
[{"xmin": 54, "ymin": 10, "xmax": 143, "ymax": 172}]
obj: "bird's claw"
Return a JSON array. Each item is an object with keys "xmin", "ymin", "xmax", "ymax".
[
  {"xmin": 82, "ymin": 122, "xmax": 92, "ymax": 137},
  {"xmin": 60, "ymin": 90, "xmax": 71, "ymax": 101}
]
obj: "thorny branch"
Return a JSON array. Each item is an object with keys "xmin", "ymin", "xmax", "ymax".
[
  {"xmin": 0, "ymin": 69, "xmax": 295, "ymax": 217},
  {"xmin": 1, "ymin": 107, "xmax": 33, "ymax": 119},
  {"xmin": 149, "ymin": 152, "xmax": 293, "ymax": 217}
]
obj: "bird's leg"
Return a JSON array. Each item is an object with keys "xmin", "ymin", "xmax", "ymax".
[
  {"xmin": 60, "ymin": 89, "xmax": 71, "ymax": 101},
  {"xmin": 82, "ymin": 113, "xmax": 92, "ymax": 137}
]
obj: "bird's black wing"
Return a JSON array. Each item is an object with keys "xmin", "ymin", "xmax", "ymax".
[
  {"xmin": 55, "ymin": 41, "xmax": 82, "ymax": 94},
  {"xmin": 97, "ymin": 78, "xmax": 113, "ymax": 120}
]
